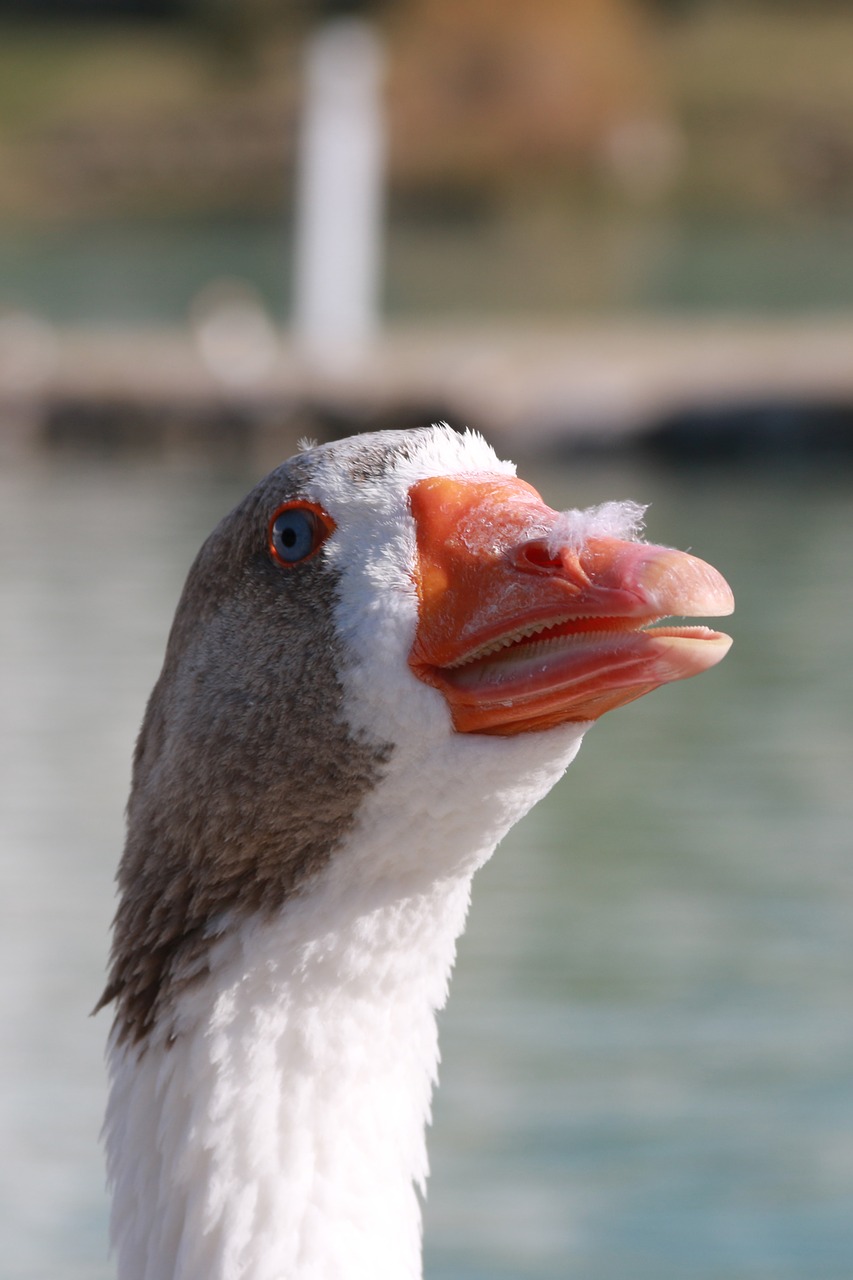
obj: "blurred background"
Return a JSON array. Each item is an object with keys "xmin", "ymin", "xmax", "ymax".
[{"xmin": 1, "ymin": 1, "xmax": 853, "ymax": 1278}]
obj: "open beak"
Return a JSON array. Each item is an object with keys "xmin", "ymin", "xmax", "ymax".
[{"xmin": 408, "ymin": 474, "xmax": 734, "ymax": 736}]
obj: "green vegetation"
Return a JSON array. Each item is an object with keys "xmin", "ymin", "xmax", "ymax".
[
  {"xmin": 665, "ymin": 8, "xmax": 853, "ymax": 216},
  {"xmin": 1, "ymin": 4, "xmax": 852, "ymax": 226}
]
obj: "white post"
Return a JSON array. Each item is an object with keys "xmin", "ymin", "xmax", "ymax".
[{"xmin": 292, "ymin": 19, "xmax": 386, "ymax": 368}]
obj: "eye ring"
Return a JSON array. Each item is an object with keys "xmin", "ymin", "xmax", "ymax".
[{"xmin": 268, "ymin": 501, "xmax": 335, "ymax": 568}]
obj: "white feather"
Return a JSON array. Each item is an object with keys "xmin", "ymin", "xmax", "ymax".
[{"xmin": 546, "ymin": 499, "xmax": 648, "ymax": 557}]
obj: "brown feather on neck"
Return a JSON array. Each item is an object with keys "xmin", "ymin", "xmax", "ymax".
[{"xmin": 97, "ymin": 465, "xmax": 390, "ymax": 1047}]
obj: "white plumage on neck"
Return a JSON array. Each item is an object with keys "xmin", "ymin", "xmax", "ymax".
[{"xmin": 105, "ymin": 721, "xmax": 588, "ymax": 1280}]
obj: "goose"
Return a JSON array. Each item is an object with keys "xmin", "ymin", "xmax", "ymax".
[{"xmin": 98, "ymin": 424, "xmax": 733, "ymax": 1280}]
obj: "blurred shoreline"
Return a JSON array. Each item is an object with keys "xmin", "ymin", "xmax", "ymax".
[{"xmin": 3, "ymin": 316, "xmax": 853, "ymax": 465}]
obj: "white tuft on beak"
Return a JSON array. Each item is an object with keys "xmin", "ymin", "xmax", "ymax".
[{"xmin": 546, "ymin": 500, "xmax": 648, "ymax": 556}]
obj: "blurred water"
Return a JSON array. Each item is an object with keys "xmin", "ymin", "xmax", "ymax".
[
  {"xmin": 5, "ymin": 214, "xmax": 853, "ymax": 325},
  {"xmin": 1, "ymin": 442, "xmax": 852, "ymax": 1280}
]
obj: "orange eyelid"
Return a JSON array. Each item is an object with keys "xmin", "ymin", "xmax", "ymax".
[{"xmin": 267, "ymin": 500, "xmax": 336, "ymax": 568}]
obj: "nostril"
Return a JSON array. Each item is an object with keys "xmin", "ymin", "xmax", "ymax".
[
  {"xmin": 514, "ymin": 539, "xmax": 565, "ymax": 573},
  {"xmin": 513, "ymin": 538, "xmax": 593, "ymax": 591}
]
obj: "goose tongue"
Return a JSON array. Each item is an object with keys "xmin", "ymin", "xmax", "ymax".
[{"xmin": 408, "ymin": 474, "xmax": 734, "ymax": 736}]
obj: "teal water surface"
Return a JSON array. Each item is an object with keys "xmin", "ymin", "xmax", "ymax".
[
  {"xmin": 1, "ymin": 445, "xmax": 851, "ymax": 1279},
  {"xmin": 4, "ymin": 213, "xmax": 853, "ymax": 324}
]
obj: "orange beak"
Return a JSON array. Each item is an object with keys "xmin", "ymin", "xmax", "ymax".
[{"xmin": 408, "ymin": 474, "xmax": 734, "ymax": 735}]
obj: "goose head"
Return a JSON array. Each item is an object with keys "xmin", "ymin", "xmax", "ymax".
[{"xmin": 100, "ymin": 425, "xmax": 733, "ymax": 1280}]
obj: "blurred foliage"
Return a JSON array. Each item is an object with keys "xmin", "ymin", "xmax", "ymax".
[
  {"xmin": 386, "ymin": 0, "xmax": 664, "ymax": 198},
  {"xmin": 0, "ymin": 0, "xmax": 852, "ymax": 225},
  {"xmin": 0, "ymin": 0, "xmax": 386, "ymax": 22}
]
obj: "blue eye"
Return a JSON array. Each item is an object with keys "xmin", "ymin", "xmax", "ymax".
[{"xmin": 268, "ymin": 502, "xmax": 333, "ymax": 567}]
